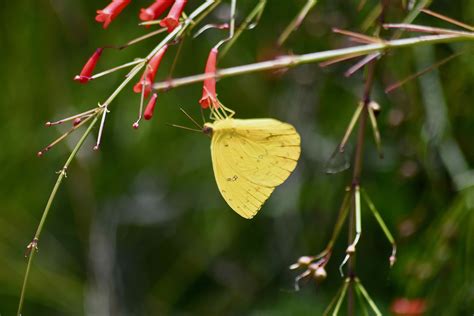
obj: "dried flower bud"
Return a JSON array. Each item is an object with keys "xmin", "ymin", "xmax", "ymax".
[
  {"xmin": 96, "ymin": 0, "xmax": 131, "ymax": 29},
  {"xmin": 308, "ymin": 262, "xmax": 319, "ymax": 271},
  {"xmin": 389, "ymin": 255, "xmax": 396, "ymax": 267},
  {"xmin": 73, "ymin": 118, "xmax": 82, "ymax": 126},
  {"xmin": 369, "ymin": 101, "xmax": 381, "ymax": 116},
  {"xmin": 160, "ymin": 0, "xmax": 187, "ymax": 32},
  {"xmin": 298, "ymin": 256, "xmax": 313, "ymax": 266},
  {"xmin": 346, "ymin": 244, "xmax": 356, "ymax": 254},
  {"xmin": 74, "ymin": 48, "xmax": 103, "ymax": 83},
  {"xmin": 313, "ymin": 267, "xmax": 327, "ymax": 281}
]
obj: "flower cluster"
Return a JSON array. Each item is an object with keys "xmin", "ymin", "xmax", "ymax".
[
  {"xmin": 71, "ymin": 0, "xmax": 227, "ymax": 131},
  {"xmin": 95, "ymin": 0, "xmax": 188, "ymax": 30}
]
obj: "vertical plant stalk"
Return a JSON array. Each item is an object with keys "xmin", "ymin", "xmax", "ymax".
[{"xmin": 347, "ymin": 60, "xmax": 376, "ymax": 316}]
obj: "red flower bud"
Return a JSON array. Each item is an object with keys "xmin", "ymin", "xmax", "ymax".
[
  {"xmin": 139, "ymin": 0, "xmax": 174, "ymax": 22},
  {"xmin": 133, "ymin": 45, "xmax": 168, "ymax": 98},
  {"xmin": 144, "ymin": 93, "xmax": 158, "ymax": 120},
  {"xmin": 159, "ymin": 0, "xmax": 187, "ymax": 33},
  {"xmin": 74, "ymin": 48, "xmax": 104, "ymax": 84},
  {"xmin": 96, "ymin": 0, "xmax": 131, "ymax": 29},
  {"xmin": 199, "ymin": 47, "xmax": 219, "ymax": 109}
]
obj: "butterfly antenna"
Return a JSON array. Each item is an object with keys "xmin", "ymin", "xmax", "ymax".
[
  {"xmin": 166, "ymin": 123, "xmax": 202, "ymax": 133},
  {"xmin": 179, "ymin": 107, "xmax": 202, "ymax": 129}
]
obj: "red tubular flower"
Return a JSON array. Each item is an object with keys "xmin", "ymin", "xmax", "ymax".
[
  {"xmin": 139, "ymin": 0, "xmax": 174, "ymax": 22},
  {"xmin": 74, "ymin": 48, "xmax": 103, "ymax": 83},
  {"xmin": 133, "ymin": 45, "xmax": 168, "ymax": 98},
  {"xmin": 159, "ymin": 0, "xmax": 187, "ymax": 33},
  {"xmin": 96, "ymin": 0, "xmax": 131, "ymax": 29},
  {"xmin": 144, "ymin": 93, "xmax": 158, "ymax": 120},
  {"xmin": 199, "ymin": 47, "xmax": 219, "ymax": 109},
  {"xmin": 390, "ymin": 298, "xmax": 426, "ymax": 315}
]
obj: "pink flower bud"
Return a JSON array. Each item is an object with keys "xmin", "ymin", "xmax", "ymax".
[
  {"xmin": 144, "ymin": 93, "xmax": 158, "ymax": 120},
  {"xmin": 96, "ymin": 0, "xmax": 131, "ymax": 29},
  {"xmin": 74, "ymin": 48, "xmax": 103, "ymax": 84},
  {"xmin": 159, "ymin": 0, "xmax": 187, "ymax": 32},
  {"xmin": 199, "ymin": 47, "xmax": 219, "ymax": 109}
]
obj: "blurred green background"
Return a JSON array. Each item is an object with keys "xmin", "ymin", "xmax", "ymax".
[{"xmin": 1, "ymin": 0, "xmax": 473, "ymax": 315}]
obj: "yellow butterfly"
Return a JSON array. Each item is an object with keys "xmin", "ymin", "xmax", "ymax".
[{"xmin": 202, "ymin": 107, "xmax": 301, "ymax": 219}]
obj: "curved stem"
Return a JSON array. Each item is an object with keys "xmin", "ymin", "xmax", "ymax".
[{"xmin": 17, "ymin": 114, "xmax": 100, "ymax": 316}]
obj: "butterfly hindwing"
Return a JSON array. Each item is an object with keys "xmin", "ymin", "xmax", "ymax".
[{"xmin": 210, "ymin": 118, "xmax": 301, "ymax": 218}]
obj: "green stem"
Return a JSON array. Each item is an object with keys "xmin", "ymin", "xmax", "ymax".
[
  {"xmin": 354, "ymin": 278, "xmax": 382, "ymax": 315},
  {"xmin": 153, "ymin": 33, "xmax": 474, "ymax": 91},
  {"xmin": 220, "ymin": 0, "xmax": 267, "ymax": 57},
  {"xmin": 326, "ymin": 189, "xmax": 352, "ymax": 250},
  {"xmin": 277, "ymin": 0, "xmax": 318, "ymax": 46},
  {"xmin": 17, "ymin": 115, "xmax": 99, "ymax": 316}
]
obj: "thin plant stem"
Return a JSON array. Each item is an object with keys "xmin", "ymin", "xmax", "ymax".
[
  {"xmin": 119, "ymin": 28, "xmax": 168, "ymax": 49},
  {"xmin": 220, "ymin": 0, "xmax": 267, "ymax": 57},
  {"xmin": 153, "ymin": 33, "xmax": 474, "ymax": 91},
  {"xmin": 393, "ymin": 0, "xmax": 433, "ymax": 39},
  {"xmin": 361, "ymin": 188, "xmax": 397, "ymax": 265},
  {"xmin": 355, "ymin": 282, "xmax": 370, "ymax": 316},
  {"xmin": 385, "ymin": 51, "xmax": 463, "ymax": 93},
  {"xmin": 421, "ymin": 8, "xmax": 474, "ymax": 31},
  {"xmin": 323, "ymin": 279, "xmax": 346, "ymax": 316},
  {"xmin": 355, "ymin": 278, "xmax": 382, "ymax": 315},
  {"xmin": 278, "ymin": 0, "xmax": 318, "ymax": 46},
  {"xmin": 340, "ymin": 102, "xmax": 364, "ymax": 152},
  {"xmin": 367, "ymin": 104, "xmax": 383, "ymax": 158},
  {"xmin": 91, "ymin": 59, "xmax": 146, "ymax": 80},
  {"xmin": 326, "ymin": 189, "xmax": 352, "ymax": 250},
  {"xmin": 17, "ymin": 114, "xmax": 100, "ymax": 316},
  {"xmin": 332, "ymin": 278, "xmax": 350, "ymax": 316}
]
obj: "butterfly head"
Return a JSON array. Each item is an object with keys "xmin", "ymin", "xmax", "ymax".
[{"xmin": 202, "ymin": 122, "xmax": 213, "ymax": 136}]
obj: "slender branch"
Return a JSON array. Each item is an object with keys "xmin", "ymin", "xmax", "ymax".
[
  {"xmin": 220, "ymin": 0, "xmax": 267, "ymax": 57},
  {"xmin": 153, "ymin": 33, "xmax": 473, "ymax": 91},
  {"xmin": 17, "ymin": 115, "xmax": 100, "ymax": 316},
  {"xmin": 278, "ymin": 0, "xmax": 318, "ymax": 46}
]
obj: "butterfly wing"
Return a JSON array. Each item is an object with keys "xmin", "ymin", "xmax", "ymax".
[{"xmin": 210, "ymin": 118, "xmax": 301, "ymax": 218}]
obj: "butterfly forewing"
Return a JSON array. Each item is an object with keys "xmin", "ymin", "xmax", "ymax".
[{"xmin": 210, "ymin": 118, "xmax": 301, "ymax": 218}]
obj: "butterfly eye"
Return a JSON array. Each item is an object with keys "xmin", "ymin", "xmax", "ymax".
[{"xmin": 202, "ymin": 125, "xmax": 213, "ymax": 135}]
